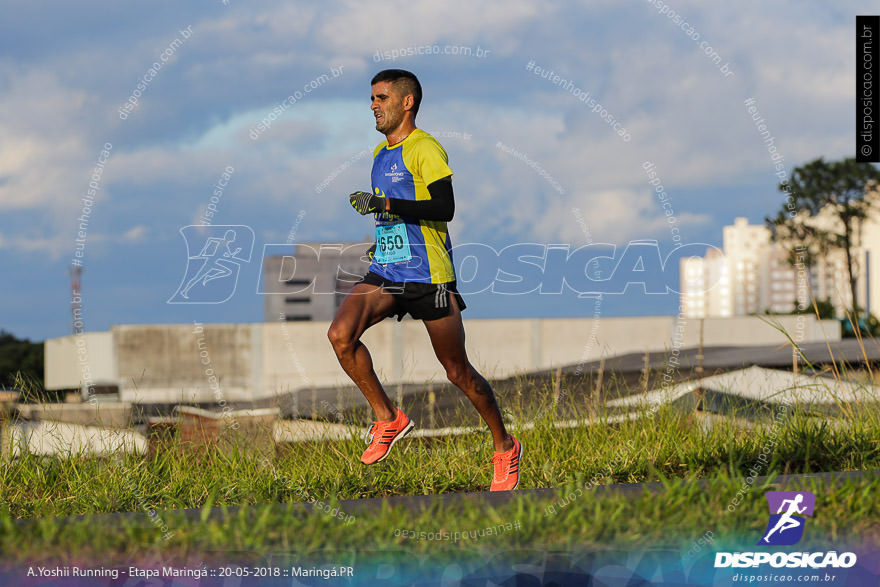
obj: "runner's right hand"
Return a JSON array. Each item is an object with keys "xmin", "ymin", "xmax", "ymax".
[{"xmin": 349, "ymin": 191, "xmax": 386, "ymax": 215}]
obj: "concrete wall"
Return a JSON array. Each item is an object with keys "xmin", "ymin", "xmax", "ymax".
[
  {"xmin": 553, "ymin": 316, "xmax": 674, "ymax": 369},
  {"xmin": 114, "ymin": 323, "xmax": 259, "ymax": 403},
  {"xmin": 44, "ymin": 332, "xmax": 116, "ymax": 392},
  {"xmin": 684, "ymin": 315, "xmax": 830, "ymax": 348},
  {"xmin": 45, "ymin": 316, "xmax": 841, "ymax": 402}
]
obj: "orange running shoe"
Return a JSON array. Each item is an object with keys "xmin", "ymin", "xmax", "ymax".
[
  {"xmin": 490, "ymin": 436, "xmax": 522, "ymax": 491},
  {"xmin": 360, "ymin": 408, "xmax": 414, "ymax": 465}
]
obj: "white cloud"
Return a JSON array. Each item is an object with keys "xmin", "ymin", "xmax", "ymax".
[
  {"xmin": 122, "ymin": 225, "xmax": 146, "ymax": 242},
  {"xmin": 0, "ymin": 71, "xmax": 94, "ymax": 212},
  {"xmin": 318, "ymin": 0, "xmax": 540, "ymax": 56},
  {"xmin": 0, "ymin": 1, "xmax": 871, "ymax": 262},
  {"xmin": 529, "ymin": 188, "xmax": 712, "ymax": 246}
]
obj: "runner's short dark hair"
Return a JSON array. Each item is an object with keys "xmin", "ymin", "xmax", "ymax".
[{"xmin": 371, "ymin": 69, "xmax": 422, "ymax": 117}]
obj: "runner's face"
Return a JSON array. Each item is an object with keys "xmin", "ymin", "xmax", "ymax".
[{"xmin": 371, "ymin": 81, "xmax": 408, "ymax": 134}]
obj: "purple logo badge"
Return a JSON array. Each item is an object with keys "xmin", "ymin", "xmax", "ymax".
[{"xmin": 759, "ymin": 491, "xmax": 816, "ymax": 546}]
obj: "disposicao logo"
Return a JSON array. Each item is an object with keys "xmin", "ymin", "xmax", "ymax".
[
  {"xmin": 760, "ymin": 491, "xmax": 815, "ymax": 546},
  {"xmin": 714, "ymin": 490, "xmax": 858, "ymax": 570}
]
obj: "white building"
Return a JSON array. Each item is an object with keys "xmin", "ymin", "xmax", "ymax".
[{"xmin": 681, "ymin": 217, "xmax": 870, "ymax": 318}]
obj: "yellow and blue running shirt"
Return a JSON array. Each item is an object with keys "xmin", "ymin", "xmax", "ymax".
[{"xmin": 368, "ymin": 128, "xmax": 456, "ymax": 283}]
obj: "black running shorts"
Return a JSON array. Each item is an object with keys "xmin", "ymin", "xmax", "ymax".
[{"xmin": 357, "ymin": 271, "xmax": 467, "ymax": 322}]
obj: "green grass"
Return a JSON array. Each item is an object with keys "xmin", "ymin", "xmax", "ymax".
[
  {"xmin": 2, "ymin": 396, "xmax": 879, "ymax": 519},
  {"xmin": 1, "ymin": 473, "xmax": 878, "ymax": 564},
  {"xmin": 3, "ymin": 352, "xmax": 880, "ymax": 562}
]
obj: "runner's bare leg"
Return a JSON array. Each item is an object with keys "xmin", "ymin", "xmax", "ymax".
[
  {"xmin": 328, "ymin": 283, "xmax": 398, "ymax": 422},
  {"xmin": 423, "ymin": 293, "xmax": 514, "ymax": 452}
]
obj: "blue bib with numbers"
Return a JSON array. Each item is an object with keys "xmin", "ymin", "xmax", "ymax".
[{"xmin": 375, "ymin": 223, "xmax": 412, "ymax": 264}]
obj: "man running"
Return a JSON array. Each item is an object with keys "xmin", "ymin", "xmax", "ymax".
[
  {"xmin": 327, "ymin": 69, "xmax": 522, "ymax": 491},
  {"xmin": 762, "ymin": 493, "xmax": 807, "ymax": 543},
  {"xmin": 180, "ymin": 229, "xmax": 243, "ymax": 299}
]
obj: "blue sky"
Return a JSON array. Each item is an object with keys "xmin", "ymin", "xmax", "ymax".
[{"xmin": 0, "ymin": 0, "xmax": 869, "ymax": 341}]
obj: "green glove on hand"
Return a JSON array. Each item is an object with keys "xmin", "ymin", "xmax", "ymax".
[
  {"xmin": 349, "ymin": 191, "xmax": 386, "ymax": 215},
  {"xmin": 364, "ymin": 243, "xmax": 376, "ymax": 263}
]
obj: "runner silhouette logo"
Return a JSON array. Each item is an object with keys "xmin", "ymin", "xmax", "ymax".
[
  {"xmin": 759, "ymin": 491, "xmax": 816, "ymax": 546},
  {"xmin": 168, "ymin": 225, "xmax": 254, "ymax": 304}
]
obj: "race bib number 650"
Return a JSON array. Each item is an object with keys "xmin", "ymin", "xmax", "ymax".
[{"xmin": 375, "ymin": 223, "xmax": 412, "ymax": 264}]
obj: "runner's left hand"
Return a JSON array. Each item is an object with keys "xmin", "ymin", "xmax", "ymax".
[{"xmin": 363, "ymin": 243, "xmax": 376, "ymax": 263}]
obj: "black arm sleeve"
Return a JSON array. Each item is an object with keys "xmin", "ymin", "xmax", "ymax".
[{"xmin": 386, "ymin": 177, "xmax": 455, "ymax": 221}]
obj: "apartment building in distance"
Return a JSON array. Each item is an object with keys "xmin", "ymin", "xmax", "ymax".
[
  {"xmin": 262, "ymin": 241, "xmax": 372, "ymax": 322},
  {"xmin": 681, "ymin": 217, "xmax": 869, "ymax": 318}
]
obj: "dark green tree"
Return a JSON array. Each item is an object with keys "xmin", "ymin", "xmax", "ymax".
[
  {"xmin": 0, "ymin": 329, "xmax": 43, "ymax": 390},
  {"xmin": 790, "ymin": 298, "xmax": 835, "ymax": 319},
  {"xmin": 766, "ymin": 157, "xmax": 880, "ymax": 316}
]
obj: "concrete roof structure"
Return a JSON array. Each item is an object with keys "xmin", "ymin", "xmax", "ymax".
[
  {"xmin": 10, "ymin": 420, "xmax": 147, "ymax": 457},
  {"xmin": 608, "ymin": 366, "xmax": 879, "ymax": 418},
  {"xmin": 559, "ymin": 338, "xmax": 880, "ymax": 378}
]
